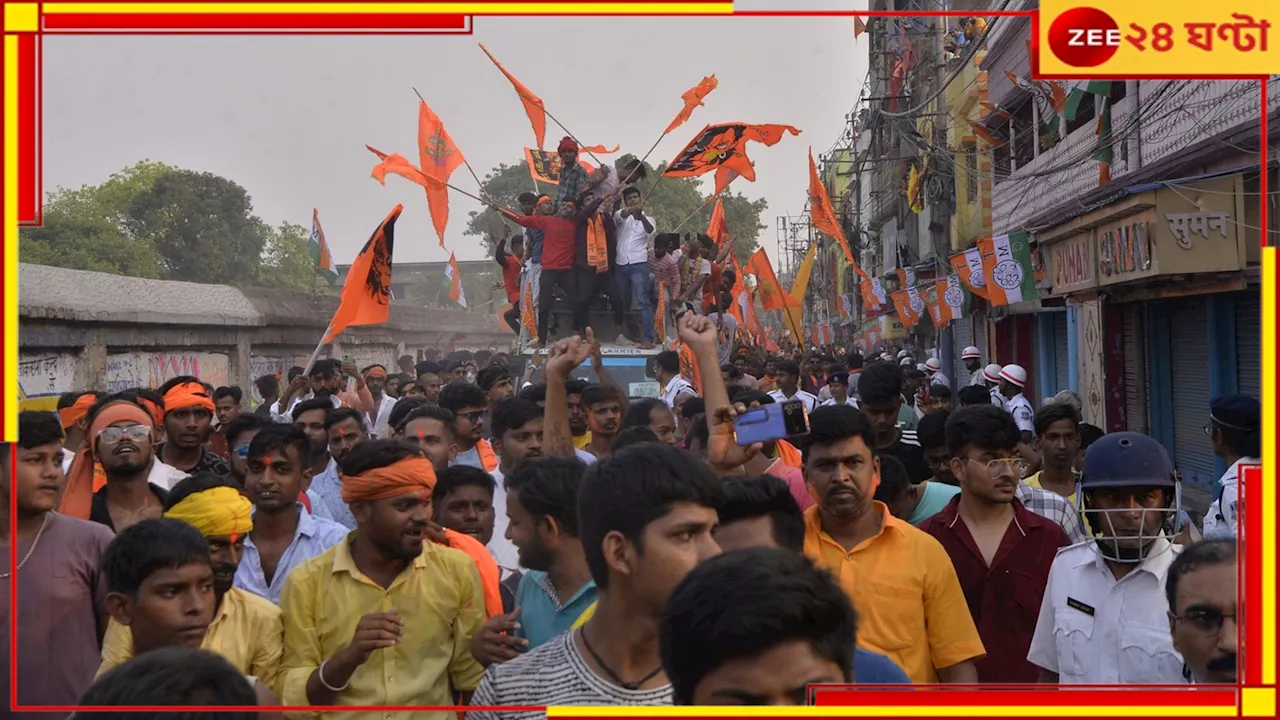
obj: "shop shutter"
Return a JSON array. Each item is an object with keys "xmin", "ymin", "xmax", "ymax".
[
  {"xmin": 1169, "ymin": 299, "xmax": 1214, "ymax": 491},
  {"xmin": 1052, "ymin": 312, "xmax": 1070, "ymax": 395},
  {"xmin": 1235, "ymin": 291, "xmax": 1260, "ymax": 396},
  {"xmin": 1122, "ymin": 304, "xmax": 1148, "ymax": 435},
  {"xmin": 1027, "ymin": 316, "xmax": 1043, "ymax": 401},
  {"xmin": 952, "ymin": 315, "xmax": 974, "ymax": 389}
]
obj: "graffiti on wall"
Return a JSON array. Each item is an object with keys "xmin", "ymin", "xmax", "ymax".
[
  {"xmin": 18, "ymin": 352, "xmax": 79, "ymax": 411},
  {"xmin": 105, "ymin": 352, "xmax": 230, "ymax": 393}
]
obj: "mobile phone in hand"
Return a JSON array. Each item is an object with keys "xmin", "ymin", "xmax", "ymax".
[{"xmin": 732, "ymin": 399, "xmax": 810, "ymax": 446}]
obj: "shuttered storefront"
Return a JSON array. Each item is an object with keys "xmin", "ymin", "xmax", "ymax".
[
  {"xmin": 1052, "ymin": 312, "xmax": 1070, "ymax": 396},
  {"xmin": 1235, "ymin": 291, "xmax": 1260, "ymax": 396},
  {"xmin": 952, "ymin": 315, "xmax": 975, "ymax": 389},
  {"xmin": 1122, "ymin": 304, "xmax": 1148, "ymax": 435},
  {"xmin": 1169, "ymin": 299, "xmax": 1214, "ymax": 489},
  {"xmin": 1028, "ymin": 317, "xmax": 1043, "ymax": 400}
]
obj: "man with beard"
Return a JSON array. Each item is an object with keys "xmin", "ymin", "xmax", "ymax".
[
  {"xmin": 620, "ymin": 398, "xmax": 678, "ymax": 445},
  {"xmin": 486, "ymin": 398, "xmax": 547, "ymax": 569},
  {"xmin": 469, "ymin": 443, "xmax": 722, "ymax": 715},
  {"xmin": 801, "ymin": 405, "xmax": 984, "ymax": 683},
  {"xmin": 1028, "ymin": 432, "xmax": 1186, "ymax": 684},
  {"xmin": 581, "ymin": 384, "xmax": 624, "ymax": 459},
  {"xmin": 156, "ymin": 378, "xmax": 231, "ymax": 477},
  {"xmin": 97, "ymin": 519, "xmax": 281, "ymax": 708},
  {"xmin": 470, "ymin": 457, "xmax": 595, "ymax": 666},
  {"xmin": 441, "ymin": 381, "xmax": 498, "ymax": 473},
  {"xmin": 1167, "ymin": 540, "xmax": 1238, "ymax": 684},
  {"xmin": 98, "ymin": 475, "xmax": 284, "ymax": 693},
  {"xmin": 478, "ymin": 364, "xmax": 516, "ymax": 415},
  {"xmin": 235, "ymin": 426, "xmax": 348, "ymax": 604},
  {"xmin": 326, "ymin": 407, "xmax": 369, "ymax": 465},
  {"xmin": 856, "ymin": 361, "xmax": 931, "ymax": 484},
  {"xmin": 293, "ymin": 398, "xmax": 355, "ymax": 530},
  {"xmin": 278, "ymin": 440, "xmax": 487, "ymax": 716},
  {"xmin": 399, "ymin": 405, "xmax": 458, "ymax": 472},
  {"xmin": 270, "ymin": 359, "xmax": 374, "ymax": 423},
  {"xmin": 961, "ymin": 346, "xmax": 984, "ymax": 386},
  {"xmin": 361, "ymin": 365, "xmax": 398, "ymax": 439},
  {"xmin": 3, "ymin": 412, "xmax": 115, "ymax": 718},
  {"xmin": 223, "ymin": 414, "xmax": 271, "ymax": 489},
  {"xmin": 565, "ymin": 378, "xmax": 592, "ymax": 450}
]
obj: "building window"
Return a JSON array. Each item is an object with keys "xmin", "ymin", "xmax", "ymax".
[
  {"xmin": 962, "ymin": 141, "xmax": 978, "ymax": 203},
  {"xmin": 994, "ymin": 142, "xmax": 1011, "ymax": 182},
  {"xmin": 1109, "ymin": 81, "xmax": 1128, "ymax": 104},
  {"xmin": 1011, "ymin": 100, "xmax": 1034, "ymax": 170},
  {"xmin": 1066, "ymin": 93, "xmax": 1096, "ymax": 134}
]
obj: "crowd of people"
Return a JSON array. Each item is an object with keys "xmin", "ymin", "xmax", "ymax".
[{"xmin": 1, "ymin": 301, "xmax": 1256, "ymax": 718}]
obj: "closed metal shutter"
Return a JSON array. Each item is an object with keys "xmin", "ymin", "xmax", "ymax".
[
  {"xmin": 1235, "ymin": 291, "xmax": 1260, "ymax": 396},
  {"xmin": 1028, "ymin": 316, "xmax": 1043, "ymax": 399},
  {"xmin": 952, "ymin": 315, "xmax": 974, "ymax": 389},
  {"xmin": 1053, "ymin": 312, "xmax": 1070, "ymax": 395},
  {"xmin": 1169, "ymin": 299, "xmax": 1214, "ymax": 490},
  {"xmin": 1122, "ymin": 304, "xmax": 1148, "ymax": 435}
]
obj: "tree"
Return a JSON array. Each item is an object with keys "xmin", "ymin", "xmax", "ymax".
[
  {"xmin": 464, "ymin": 158, "xmax": 767, "ymax": 264},
  {"xmin": 255, "ymin": 221, "xmax": 314, "ymax": 291}
]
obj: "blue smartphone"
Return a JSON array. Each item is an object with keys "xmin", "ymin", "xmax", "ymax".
[{"xmin": 733, "ymin": 399, "xmax": 810, "ymax": 446}]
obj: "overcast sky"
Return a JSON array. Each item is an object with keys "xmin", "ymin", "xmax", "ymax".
[{"xmin": 43, "ymin": 17, "xmax": 868, "ymax": 264}]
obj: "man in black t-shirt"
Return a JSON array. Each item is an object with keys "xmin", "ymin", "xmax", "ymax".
[{"xmin": 857, "ymin": 361, "xmax": 931, "ymax": 483}]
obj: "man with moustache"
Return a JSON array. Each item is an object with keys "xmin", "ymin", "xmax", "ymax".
[
  {"xmin": 278, "ymin": 440, "xmax": 487, "ymax": 717},
  {"xmin": 294, "ymin": 397, "xmax": 355, "ymax": 530},
  {"xmin": 361, "ymin": 365, "xmax": 399, "ymax": 438},
  {"xmin": 2, "ymin": 412, "xmax": 115, "ymax": 718},
  {"xmin": 326, "ymin": 407, "xmax": 369, "ymax": 465},
  {"xmin": 155, "ymin": 378, "xmax": 230, "ymax": 477},
  {"xmin": 565, "ymin": 378, "xmax": 592, "ymax": 450},
  {"xmin": 97, "ymin": 474, "xmax": 284, "ymax": 694},
  {"xmin": 581, "ymin": 384, "xmax": 624, "ymax": 459},
  {"xmin": 223, "ymin": 414, "xmax": 271, "ymax": 489},
  {"xmin": 1167, "ymin": 540, "xmax": 1238, "ymax": 684},
  {"xmin": 271, "ymin": 359, "xmax": 375, "ymax": 423}
]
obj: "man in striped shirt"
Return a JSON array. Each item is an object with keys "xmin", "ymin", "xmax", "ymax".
[
  {"xmin": 468, "ymin": 443, "xmax": 723, "ymax": 717},
  {"xmin": 857, "ymin": 361, "xmax": 931, "ymax": 483}
]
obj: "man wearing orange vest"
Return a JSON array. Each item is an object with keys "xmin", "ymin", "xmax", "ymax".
[{"xmin": 440, "ymin": 382, "xmax": 498, "ymax": 473}]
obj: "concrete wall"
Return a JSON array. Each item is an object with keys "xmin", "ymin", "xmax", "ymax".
[{"xmin": 17, "ymin": 263, "xmax": 514, "ymax": 410}]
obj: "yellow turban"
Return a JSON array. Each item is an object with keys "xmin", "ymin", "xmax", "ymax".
[{"xmin": 165, "ymin": 486, "xmax": 254, "ymax": 539}]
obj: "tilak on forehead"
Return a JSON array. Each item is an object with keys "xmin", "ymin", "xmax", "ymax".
[{"xmin": 165, "ymin": 486, "xmax": 254, "ymax": 541}]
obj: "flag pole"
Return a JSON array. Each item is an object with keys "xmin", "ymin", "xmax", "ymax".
[
  {"xmin": 671, "ymin": 193, "xmax": 719, "ymax": 233},
  {"xmin": 541, "ymin": 106, "xmax": 607, "ymax": 168},
  {"xmin": 302, "ymin": 326, "xmax": 332, "ymax": 375},
  {"xmin": 413, "ymin": 87, "xmax": 488, "ymax": 193}
]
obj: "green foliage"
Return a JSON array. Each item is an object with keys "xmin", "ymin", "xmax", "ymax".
[
  {"xmin": 19, "ymin": 160, "xmax": 316, "ymax": 291},
  {"xmin": 464, "ymin": 158, "xmax": 767, "ymax": 264}
]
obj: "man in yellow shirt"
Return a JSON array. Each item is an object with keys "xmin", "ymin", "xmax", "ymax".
[
  {"xmin": 800, "ymin": 404, "xmax": 986, "ymax": 684},
  {"xmin": 98, "ymin": 517, "xmax": 281, "ymax": 709},
  {"xmin": 278, "ymin": 439, "xmax": 486, "ymax": 719},
  {"xmin": 98, "ymin": 473, "xmax": 284, "ymax": 693}
]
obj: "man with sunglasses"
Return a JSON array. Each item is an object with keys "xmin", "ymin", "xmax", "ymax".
[
  {"xmin": 1028, "ymin": 432, "xmax": 1186, "ymax": 684},
  {"xmin": 441, "ymin": 382, "xmax": 498, "ymax": 473},
  {"xmin": 922, "ymin": 406, "xmax": 1070, "ymax": 683}
]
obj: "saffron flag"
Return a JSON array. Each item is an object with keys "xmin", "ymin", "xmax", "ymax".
[
  {"xmin": 309, "ymin": 209, "xmax": 338, "ymax": 285},
  {"xmin": 578, "ymin": 144, "xmax": 619, "ymax": 155},
  {"xmin": 446, "ymin": 252, "xmax": 467, "ymax": 308},
  {"xmin": 896, "ymin": 266, "xmax": 918, "ymax": 290},
  {"xmin": 861, "ymin": 276, "xmax": 887, "ymax": 314},
  {"xmin": 524, "ymin": 148, "xmax": 595, "ymax": 185},
  {"xmin": 854, "ymin": 16, "xmax": 867, "ymax": 39},
  {"xmin": 744, "ymin": 248, "xmax": 798, "ymax": 311},
  {"xmin": 323, "ymin": 205, "xmax": 403, "ymax": 343},
  {"xmin": 729, "ymin": 257, "xmax": 765, "ymax": 338},
  {"xmin": 978, "ymin": 231, "xmax": 1037, "ymax": 306},
  {"xmin": 418, "ymin": 100, "xmax": 466, "ymax": 246},
  {"xmin": 480, "ymin": 43, "xmax": 547, "ymax": 149},
  {"xmin": 655, "ymin": 281, "xmax": 667, "ymax": 343},
  {"xmin": 807, "ymin": 148, "xmax": 865, "ymax": 278},
  {"xmin": 706, "ymin": 198, "xmax": 728, "ymax": 245},
  {"xmin": 927, "ymin": 275, "xmax": 970, "ymax": 328},
  {"xmin": 664, "ymin": 75, "xmax": 719, "ymax": 135},
  {"xmin": 713, "ymin": 164, "xmax": 747, "ymax": 196},
  {"xmin": 950, "ymin": 246, "xmax": 990, "ymax": 301},
  {"xmin": 890, "ymin": 288, "xmax": 924, "ymax": 329},
  {"xmin": 664, "ymin": 122, "xmax": 801, "ymax": 194},
  {"xmin": 521, "ymin": 280, "xmax": 538, "ymax": 343}
]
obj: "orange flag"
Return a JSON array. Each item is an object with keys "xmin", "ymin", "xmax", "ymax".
[
  {"xmin": 418, "ymin": 100, "xmax": 465, "ymax": 246},
  {"xmin": 368, "ymin": 145, "xmax": 432, "ymax": 187},
  {"xmin": 664, "ymin": 75, "xmax": 718, "ymax": 135},
  {"xmin": 706, "ymin": 198, "xmax": 728, "ymax": 245},
  {"xmin": 579, "ymin": 144, "xmax": 620, "ymax": 154},
  {"xmin": 744, "ymin": 248, "xmax": 799, "ymax": 311},
  {"xmin": 729, "ymin": 256, "xmax": 765, "ymax": 337},
  {"xmin": 854, "ymin": 16, "xmax": 867, "ymax": 39},
  {"xmin": 807, "ymin": 148, "xmax": 866, "ymax": 279},
  {"xmin": 713, "ymin": 165, "xmax": 745, "ymax": 196},
  {"xmin": 480, "ymin": 43, "xmax": 547, "ymax": 149},
  {"xmin": 664, "ymin": 122, "xmax": 800, "ymax": 189},
  {"xmin": 324, "ymin": 205, "xmax": 403, "ymax": 343}
]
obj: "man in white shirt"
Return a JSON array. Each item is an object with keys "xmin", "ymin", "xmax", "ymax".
[
  {"xmin": 767, "ymin": 360, "xmax": 817, "ymax": 412},
  {"xmin": 612, "ymin": 186, "xmax": 658, "ymax": 349},
  {"xmin": 1202, "ymin": 394, "xmax": 1261, "ymax": 541},
  {"xmin": 962, "ymin": 346, "xmax": 985, "ymax": 386},
  {"xmin": 360, "ymin": 365, "xmax": 398, "ymax": 438},
  {"xmin": 657, "ymin": 350, "xmax": 697, "ymax": 411},
  {"xmin": 999, "ymin": 364, "xmax": 1034, "ymax": 441},
  {"xmin": 1028, "ymin": 432, "xmax": 1186, "ymax": 685},
  {"xmin": 984, "ymin": 364, "xmax": 1007, "ymax": 406},
  {"xmin": 923, "ymin": 357, "xmax": 950, "ymax": 389}
]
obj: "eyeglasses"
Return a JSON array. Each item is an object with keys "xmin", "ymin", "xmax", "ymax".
[
  {"xmin": 459, "ymin": 411, "xmax": 486, "ymax": 424},
  {"xmin": 97, "ymin": 424, "xmax": 152, "ymax": 445},
  {"xmin": 968, "ymin": 457, "xmax": 1029, "ymax": 479},
  {"xmin": 1173, "ymin": 608, "xmax": 1237, "ymax": 635},
  {"xmin": 235, "ymin": 444, "xmax": 251, "ymax": 460}
]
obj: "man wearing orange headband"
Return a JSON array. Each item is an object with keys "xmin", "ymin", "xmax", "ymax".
[
  {"xmin": 156, "ymin": 377, "xmax": 230, "ymax": 477},
  {"xmin": 56, "ymin": 391, "xmax": 98, "ymax": 472},
  {"xmin": 279, "ymin": 439, "xmax": 488, "ymax": 713},
  {"xmin": 61, "ymin": 394, "xmax": 185, "ymax": 530},
  {"xmin": 98, "ymin": 472, "xmax": 283, "ymax": 695},
  {"xmin": 361, "ymin": 364, "xmax": 398, "ymax": 439}
]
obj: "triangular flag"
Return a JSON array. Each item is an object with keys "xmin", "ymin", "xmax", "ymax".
[
  {"xmin": 323, "ymin": 205, "xmax": 403, "ymax": 343},
  {"xmin": 807, "ymin": 148, "xmax": 866, "ymax": 279},
  {"xmin": 664, "ymin": 75, "xmax": 718, "ymax": 135},
  {"xmin": 418, "ymin": 100, "xmax": 466, "ymax": 246},
  {"xmin": 854, "ymin": 17, "xmax": 867, "ymax": 39},
  {"xmin": 480, "ymin": 44, "xmax": 547, "ymax": 149},
  {"xmin": 706, "ymin": 198, "xmax": 728, "ymax": 245}
]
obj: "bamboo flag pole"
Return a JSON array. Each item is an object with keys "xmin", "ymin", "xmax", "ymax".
[{"xmin": 671, "ymin": 193, "xmax": 719, "ymax": 234}]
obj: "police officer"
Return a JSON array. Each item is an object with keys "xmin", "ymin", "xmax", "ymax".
[
  {"xmin": 1202, "ymin": 394, "xmax": 1261, "ymax": 541},
  {"xmin": 1027, "ymin": 433, "xmax": 1186, "ymax": 684},
  {"xmin": 962, "ymin": 346, "xmax": 984, "ymax": 386},
  {"xmin": 1000, "ymin": 364, "xmax": 1034, "ymax": 442},
  {"xmin": 983, "ymin": 364, "xmax": 1006, "ymax": 407}
]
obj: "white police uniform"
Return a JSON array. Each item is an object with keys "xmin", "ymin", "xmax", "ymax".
[
  {"xmin": 1027, "ymin": 538, "xmax": 1185, "ymax": 684},
  {"xmin": 1005, "ymin": 393, "xmax": 1035, "ymax": 434},
  {"xmin": 990, "ymin": 386, "xmax": 1007, "ymax": 407},
  {"xmin": 1202, "ymin": 457, "xmax": 1260, "ymax": 540}
]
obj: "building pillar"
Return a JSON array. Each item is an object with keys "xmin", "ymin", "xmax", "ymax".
[
  {"xmin": 1206, "ymin": 293, "xmax": 1238, "ymax": 479},
  {"xmin": 1078, "ymin": 297, "xmax": 1106, "ymax": 426},
  {"xmin": 1066, "ymin": 305, "xmax": 1080, "ymax": 393}
]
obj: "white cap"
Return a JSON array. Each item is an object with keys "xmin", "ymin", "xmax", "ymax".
[
  {"xmin": 1000, "ymin": 364, "xmax": 1028, "ymax": 388},
  {"xmin": 897, "ymin": 349, "xmax": 910, "ymax": 359},
  {"xmin": 900, "ymin": 357, "xmax": 914, "ymax": 367},
  {"xmin": 925, "ymin": 357, "xmax": 943, "ymax": 373},
  {"xmin": 983, "ymin": 363, "xmax": 1003, "ymax": 383},
  {"xmin": 881, "ymin": 353, "xmax": 893, "ymax": 361},
  {"xmin": 962, "ymin": 346, "xmax": 981, "ymax": 360},
  {"xmin": 916, "ymin": 362, "xmax": 929, "ymax": 372}
]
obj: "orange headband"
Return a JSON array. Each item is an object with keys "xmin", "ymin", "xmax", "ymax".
[
  {"xmin": 58, "ymin": 393, "xmax": 98, "ymax": 429},
  {"xmin": 364, "ymin": 366, "xmax": 388, "ymax": 379},
  {"xmin": 60, "ymin": 402, "xmax": 156, "ymax": 520},
  {"xmin": 340, "ymin": 456, "xmax": 437, "ymax": 505},
  {"xmin": 162, "ymin": 382, "xmax": 216, "ymax": 416}
]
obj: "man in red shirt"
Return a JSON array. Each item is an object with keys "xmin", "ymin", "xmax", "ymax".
[
  {"xmin": 921, "ymin": 405, "xmax": 1069, "ymax": 683},
  {"xmin": 495, "ymin": 187, "xmax": 619, "ymax": 344},
  {"xmin": 495, "ymin": 235, "xmax": 524, "ymax": 334}
]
